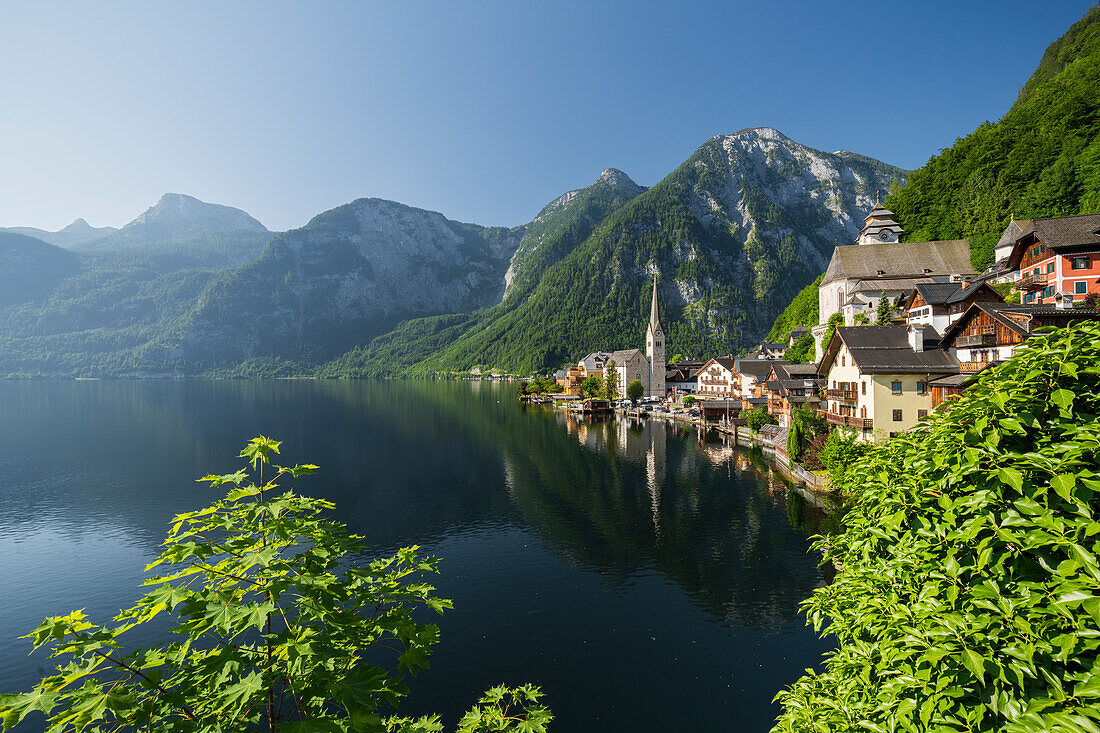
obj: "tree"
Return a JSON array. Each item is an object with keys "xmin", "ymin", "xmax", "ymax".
[
  {"xmin": 0, "ymin": 437, "xmax": 551, "ymax": 733},
  {"xmin": 746, "ymin": 406, "xmax": 778, "ymax": 431},
  {"xmin": 682, "ymin": 395, "xmax": 696, "ymax": 407},
  {"xmin": 875, "ymin": 291, "xmax": 894, "ymax": 324},
  {"xmin": 602, "ymin": 360, "xmax": 619, "ymax": 401},
  {"xmin": 626, "ymin": 379, "xmax": 644, "ymax": 404},
  {"xmin": 785, "ymin": 334, "xmax": 815, "ymax": 364},
  {"xmin": 580, "ymin": 376, "xmax": 600, "ymax": 398},
  {"xmin": 786, "ymin": 417, "xmax": 806, "ymax": 461},
  {"xmin": 669, "ymin": 354, "xmax": 683, "ymax": 364}
]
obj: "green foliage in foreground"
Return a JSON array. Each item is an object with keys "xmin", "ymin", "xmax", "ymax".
[
  {"xmin": 0, "ymin": 437, "xmax": 550, "ymax": 733},
  {"xmin": 774, "ymin": 321, "xmax": 1100, "ymax": 732}
]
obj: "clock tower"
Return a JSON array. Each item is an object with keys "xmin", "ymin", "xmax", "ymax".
[
  {"xmin": 856, "ymin": 202, "xmax": 903, "ymax": 244},
  {"xmin": 645, "ymin": 276, "xmax": 666, "ymax": 398}
]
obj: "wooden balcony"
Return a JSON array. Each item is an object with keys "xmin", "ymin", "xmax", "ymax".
[
  {"xmin": 1015, "ymin": 273, "xmax": 1048, "ymax": 292},
  {"xmin": 827, "ymin": 388, "xmax": 857, "ymax": 401},
  {"xmin": 959, "ymin": 361, "xmax": 991, "ymax": 372},
  {"xmin": 956, "ymin": 333, "xmax": 996, "ymax": 348},
  {"xmin": 824, "ymin": 411, "xmax": 873, "ymax": 430}
]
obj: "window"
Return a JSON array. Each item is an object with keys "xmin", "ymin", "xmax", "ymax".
[
  {"xmin": 918, "ymin": 409, "xmax": 928, "ymax": 419},
  {"xmin": 1025, "ymin": 292, "xmax": 1034, "ymax": 303},
  {"xmin": 916, "ymin": 381, "xmax": 926, "ymax": 395},
  {"xmin": 860, "ymin": 406, "xmax": 867, "ymax": 418},
  {"xmin": 1076, "ymin": 281, "xmax": 1088, "ymax": 294},
  {"xmin": 1072, "ymin": 256, "xmax": 1090, "ymax": 270},
  {"xmin": 861, "ymin": 381, "xmax": 866, "ymax": 395},
  {"xmin": 841, "ymin": 355, "xmax": 846, "ymax": 367},
  {"xmin": 1033, "ymin": 267, "xmax": 1041, "ymax": 276},
  {"xmin": 1047, "ymin": 262, "xmax": 1055, "ymax": 273},
  {"xmin": 891, "ymin": 381, "xmax": 902, "ymax": 395},
  {"xmin": 892, "ymin": 409, "xmax": 903, "ymax": 422}
]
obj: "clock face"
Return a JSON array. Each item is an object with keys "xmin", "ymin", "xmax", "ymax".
[{"xmin": 879, "ymin": 230, "xmax": 891, "ymax": 241}]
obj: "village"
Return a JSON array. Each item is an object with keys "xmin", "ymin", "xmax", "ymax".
[{"xmin": 519, "ymin": 205, "xmax": 1100, "ymax": 483}]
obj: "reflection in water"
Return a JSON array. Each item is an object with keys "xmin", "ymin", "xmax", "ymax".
[{"xmin": 0, "ymin": 381, "xmax": 834, "ymax": 733}]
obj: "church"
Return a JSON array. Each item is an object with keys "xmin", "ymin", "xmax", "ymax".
[
  {"xmin": 610, "ymin": 277, "xmax": 666, "ymax": 398},
  {"xmin": 811, "ymin": 203, "xmax": 976, "ymax": 355}
]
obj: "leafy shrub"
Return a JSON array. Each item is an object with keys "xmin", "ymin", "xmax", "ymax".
[
  {"xmin": 816, "ymin": 428, "xmax": 869, "ymax": 489},
  {"xmin": 682, "ymin": 395, "xmax": 696, "ymax": 407},
  {"xmin": 746, "ymin": 406, "xmax": 778, "ymax": 431},
  {"xmin": 774, "ymin": 321, "xmax": 1100, "ymax": 733},
  {"xmin": 0, "ymin": 438, "xmax": 550, "ymax": 733}
]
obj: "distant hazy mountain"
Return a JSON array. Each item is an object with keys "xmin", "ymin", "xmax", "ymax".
[
  {"xmin": 76, "ymin": 193, "xmax": 268, "ymax": 251},
  {"xmin": 0, "ymin": 232, "xmax": 80, "ymax": 308},
  {"xmin": 0, "ymin": 219, "xmax": 118, "ymax": 248},
  {"xmin": 174, "ymin": 198, "xmax": 524, "ymax": 370}
]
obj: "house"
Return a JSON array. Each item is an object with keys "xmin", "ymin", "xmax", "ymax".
[
  {"xmin": 578, "ymin": 351, "xmax": 612, "ymax": 379},
  {"xmin": 560, "ymin": 364, "xmax": 588, "ymax": 395},
  {"xmin": 928, "ymin": 370, "xmax": 989, "ymax": 410},
  {"xmin": 813, "ymin": 203, "xmax": 976, "ymax": 354},
  {"xmin": 817, "ymin": 324, "xmax": 959, "ymax": 442},
  {"xmin": 752, "ymin": 341, "xmax": 788, "ymax": 359},
  {"xmin": 901, "ymin": 279, "xmax": 1003, "ymax": 334},
  {"xmin": 1003, "ymin": 213, "xmax": 1100, "ymax": 306},
  {"xmin": 734, "ymin": 357, "xmax": 776, "ymax": 408},
  {"xmin": 939, "ymin": 300, "xmax": 1100, "ymax": 372},
  {"xmin": 760, "ymin": 363, "xmax": 824, "ymax": 427},
  {"xmin": 987, "ymin": 218, "xmax": 1033, "ymax": 284},
  {"xmin": 696, "ymin": 357, "xmax": 738, "ymax": 399},
  {"xmin": 665, "ymin": 360, "xmax": 704, "ymax": 395}
]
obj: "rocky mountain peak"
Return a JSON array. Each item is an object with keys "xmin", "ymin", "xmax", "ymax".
[{"xmin": 596, "ymin": 167, "xmax": 639, "ymax": 190}]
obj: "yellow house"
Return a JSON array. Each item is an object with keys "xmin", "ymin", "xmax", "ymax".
[{"xmin": 817, "ymin": 324, "xmax": 959, "ymax": 442}]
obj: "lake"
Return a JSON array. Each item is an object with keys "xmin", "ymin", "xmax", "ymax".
[{"xmin": 0, "ymin": 380, "xmax": 834, "ymax": 732}]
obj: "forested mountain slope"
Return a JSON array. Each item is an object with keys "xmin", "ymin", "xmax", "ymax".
[
  {"xmin": 327, "ymin": 128, "xmax": 906, "ymax": 376},
  {"xmin": 885, "ymin": 4, "xmax": 1100, "ymax": 269}
]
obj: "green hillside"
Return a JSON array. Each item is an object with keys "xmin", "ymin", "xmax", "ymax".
[
  {"xmin": 766, "ymin": 274, "xmax": 821, "ymax": 342},
  {"xmin": 886, "ymin": 4, "xmax": 1100, "ymax": 270}
]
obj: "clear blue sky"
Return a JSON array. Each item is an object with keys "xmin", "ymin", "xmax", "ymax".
[{"xmin": 1, "ymin": 1, "xmax": 1093, "ymax": 232}]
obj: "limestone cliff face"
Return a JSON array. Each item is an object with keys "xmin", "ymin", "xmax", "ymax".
[{"xmin": 179, "ymin": 197, "xmax": 523, "ymax": 366}]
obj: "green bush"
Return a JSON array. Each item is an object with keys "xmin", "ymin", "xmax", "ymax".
[
  {"xmin": 746, "ymin": 406, "xmax": 778, "ymax": 431},
  {"xmin": 0, "ymin": 438, "xmax": 551, "ymax": 733},
  {"xmin": 682, "ymin": 395, "xmax": 696, "ymax": 407},
  {"xmin": 774, "ymin": 321, "xmax": 1100, "ymax": 733},
  {"xmin": 816, "ymin": 428, "xmax": 869, "ymax": 489}
]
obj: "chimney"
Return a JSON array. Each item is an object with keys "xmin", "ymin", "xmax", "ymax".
[
  {"xmin": 960, "ymin": 279, "xmax": 971, "ymax": 290},
  {"xmin": 908, "ymin": 324, "xmax": 924, "ymax": 352},
  {"xmin": 1055, "ymin": 291, "xmax": 1073, "ymax": 310}
]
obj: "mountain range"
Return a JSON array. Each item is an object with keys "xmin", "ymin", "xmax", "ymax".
[
  {"xmin": 3, "ymin": 5, "xmax": 1097, "ymax": 379},
  {"xmin": 0, "ymin": 128, "xmax": 906, "ymax": 377}
]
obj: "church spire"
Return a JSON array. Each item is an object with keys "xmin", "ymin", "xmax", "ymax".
[{"xmin": 649, "ymin": 275, "xmax": 661, "ymax": 330}]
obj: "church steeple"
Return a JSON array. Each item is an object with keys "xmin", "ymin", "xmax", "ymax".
[
  {"xmin": 645, "ymin": 275, "xmax": 665, "ymax": 399},
  {"xmin": 857, "ymin": 203, "xmax": 903, "ymax": 244},
  {"xmin": 649, "ymin": 275, "xmax": 662, "ymax": 331}
]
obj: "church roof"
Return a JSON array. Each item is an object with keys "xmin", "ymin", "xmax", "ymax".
[
  {"xmin": 822, "ymin": 239, "xmax": 974, "ymax": 285},
  {"xmin": 648, "ymin": 276, "xmax": 662, "ymax": 331},
  {"xmin": 610, "ymin": 349, "xmax": 644, "ymax": 364}
]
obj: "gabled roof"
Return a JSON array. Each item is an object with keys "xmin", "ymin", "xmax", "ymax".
[
  {"xmin": 609, "ymin": 348, "xmax": 644, "ymax": 364},
  {"xmin": 822, "ymin": 239, "xmax": 975, "ymax": 285},
  {"xmin": 735, "ymin": 357, "xmax": 779, "ymax": 380},
  {"xmin": 817, "ymin": 325, "xmax": 959, "ymax": 376},
  {"xmin": 580, "ymin": 351, "xmax": 612, "ymax": 370},
  {"xmin": 1028, "ymin": 213, "xmax": 1100, "ymax": 249},
  {"xmin": 702, "ymin": 357, "xmax": 738, "ymax": 372},
  {"xmin": 940, "ymin": 302, "xmax": 1100, "ymax": 346},
  {"xmin": 904, "ymin": 280, "xmax": 1003, "ymax": 310}
]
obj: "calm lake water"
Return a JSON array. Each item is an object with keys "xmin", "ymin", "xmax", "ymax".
[{"xmin": 0, "ymin": 380, "xmax": 834, "ymax": 732}]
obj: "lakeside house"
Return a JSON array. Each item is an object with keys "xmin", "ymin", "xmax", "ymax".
[
  {"xmin": 939, "ymin": 300, "xmax": 1100, "ymax": 372},
  {"xmin": 666, "ymin": 360, "xmax": 704, "ymax": 395},
  {"xmin": 735, "ymin": 357, "xmax": 776, "ymax": 409},
  {"xmin": 817, "ymin": 324, "xmax": 959, "ymax": 442},
  {"xmin": 1000, "ymin": 213, "xmax": 1100, "ymax": 305},
  {"xmin": 696, "ymin": 357, "xmax": 737, "ymax": 399},
  {"xmin": 760, "ymin": 363, "xmax": 825, "ymax": 428},
  {"xmin": 901, "ymin": 279, "xmax": 1003, "ymax": 334}
]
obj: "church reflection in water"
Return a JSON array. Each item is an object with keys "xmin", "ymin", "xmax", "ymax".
[{"xmin": 510, "ymin": 411, "xmax": 841, "ymax": 628}]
